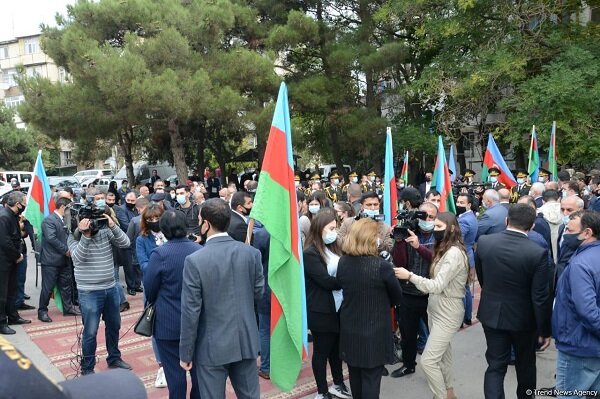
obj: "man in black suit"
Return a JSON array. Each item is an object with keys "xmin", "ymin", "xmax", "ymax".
[
  {"xmin": 228, "ymin": 191, "xmax": 253, "ymax": 243},
  {"xmin": 0, "ymin": 191, "xmax": 30, "ymax": 334},
  {"xmin": 38, "ymin": 198, "xmax": 78, "ymax": 322},
  {"xmin": 418, "ymin": 172, "xmax": 433, "ymax": 199},
  {"xmin": 555, "ymin": 195, "xmax": 584, "ymax": 284},
  {"xmin": 475, "ymin": 204, "xmax": 551, "ymax": 399}
]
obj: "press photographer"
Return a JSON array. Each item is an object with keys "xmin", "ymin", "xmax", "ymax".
[
  {"xmin": 390, "ymin": 196, "xmax": 438, "ymax": 378},
  {"xmin": 67, "ymin": 199, "xmax": 132, "ymax": 375},
  {"xmin": 338, "ymin": 192, "xmax": 394, "ymax": 252}
]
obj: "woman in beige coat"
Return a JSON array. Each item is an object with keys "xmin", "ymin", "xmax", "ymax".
[{"xmin": 395, "ymin": 212, "xmax": 469, "ymax": 399}]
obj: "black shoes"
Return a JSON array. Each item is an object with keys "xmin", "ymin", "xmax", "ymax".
[
  {"xmin": 0, "ymin": 325, "xmax": 16, "ymax": 335},
  {"xmin": 24, "ymin": 294, "xmax": 31, "ymax": 300},
  {"xmin": 8, "ymin": 317, "xmax": 31, "ymax": 325},
  {"xmin": 108, "ymin": 359, "xmax": 133, "ymax": 370},
  {"xmin": 18, "ymin": 303, "xmax": 36, "ymax": 310},
  {"xmin": 390, "ymin": 365, "xmax": 415, "ymax": 378},
  {"xmin": 127, "ymin": 289, "xmax": 136, "ymax": 296},
  {"xmin": 120, "ymin": 302, "xmax": 130, "ymax": 312},
  {"xmin": 382, "ymin": 367, "xmax": 389, "ymax": 376},
  {"xmin": 81, "ymin": 369, "xmax": 95, "ymax": 376},
  {"xmin": 64, "ymin": 309, "xmax": 81, "ymax": 316},
  {"xmin": 38, "ymin": 313, "xmax": 53, "ymax": 323}
]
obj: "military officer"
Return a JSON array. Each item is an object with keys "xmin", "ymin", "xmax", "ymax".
[
  {"xmin": 325, "ymin": 171, "xmax": 343, "ymax": 204},
  {"xmin": 537, "ymin": 168, "xmax": 552, "ymax": 184},
  {"xmin": 342, "ymin": 171, "xmax": 359, "ymax": 201},
  {"xmin": 305, "ymin": 172, "xmax": 322, "ymax": 196},
  {"xmin": 510, "ymin": 168, "xmax": 532, "ymax": 203},
  {"xmin": 487, "ymin": 167, "xmax": 506, "ymax": 190}
]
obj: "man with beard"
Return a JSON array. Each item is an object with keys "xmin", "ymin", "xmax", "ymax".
[
  {"xmin": 68, "ymin": 203, "xmax": 132, "ymax": 374},
  {"xmin": 228, "ymin": 192, "xmax": 253, "ymax": 243}
]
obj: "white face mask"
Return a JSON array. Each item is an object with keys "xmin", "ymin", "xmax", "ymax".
[
  {"xmin": 369, "ymin": 176, "xmax": 375, "ymax": 182},
  {"xmin": 351, "ymin": 177, "xmax": 358, "ymax": 183},
  {"xmin": 331, "ymin": 179, "xmax": 339, "ymax": 186},
  {"xmin": 308, "ymin": 205, "xmax": 320, "ymax": 214}
]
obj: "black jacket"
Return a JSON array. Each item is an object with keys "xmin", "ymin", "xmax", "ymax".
[
  {"xmin": 227, "ymin": 210, "xmax": 248, "ymax": 243},
  {"xmin": 476, "ymin": 230, "xmax": 551, "ymax": 336},
  {"xmin": 40, "ymin": 213, "xmax": 69, "ymax": 267},
  {"xmin": 303, "ymin": 245, "xmax": 341, "ymax": 333},
  {"xmin": 337, "ymin": 255, "xmax": 402, "ymax": 368},
  {"xmin": 0, "ymin": 207, "xmax": 22, "ymax": 271}
]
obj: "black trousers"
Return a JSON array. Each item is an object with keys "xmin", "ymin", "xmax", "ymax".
[
  {"xmin": 155, "ymin": 338, "xmax": 200, "ymax": 399},
  {"xmin": 348, "ymin": 365, "xmax": 384, "ymax": 399},
  {"xmin": 311, "ymin": 331, "xmax": 343, "ymax": 394},
  {"xmin": 124, "ymin": 262, "xmax": 142, "ymax": 290},
  {"xmin": 0, "ymin": 265, "xmax": 19, "ymax": 324},
  {"xmin": 398, "ymin": 294, "xmax": 428, "ymax": 369},
  {"xmin": 482, "ymin": 325, "xmax": 537, "ymax": 399},
  {"xmin": 38, "ymin": 264, "xmax": 75, "ymax": 314}
]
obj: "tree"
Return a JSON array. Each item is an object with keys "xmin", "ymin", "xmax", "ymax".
[{"xmin": 0, "ymin": 106, "xmax": 35, "ymax": 170}]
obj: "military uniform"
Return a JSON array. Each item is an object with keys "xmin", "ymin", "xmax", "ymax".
[
  {"xmin": 325, "ymin": 172, "xmax": 343, "ymax": 203},
  {"xmin": 537, "ymin": 168, "xmax": 552, "ymax": 184},
  {"xmin": 510, "ymin": 168, "xmax": 531, "ymax": 203},
  {"xmin": 304, "ymin": 172, "xmax": 321, "ymax": 196},
  {"xmin": 341, "ymin": 171, "xmax": 359, "ymax": 201},
  {"xmin": 487, "ymin": 167, "xmax": 506, "ymax": 191}
]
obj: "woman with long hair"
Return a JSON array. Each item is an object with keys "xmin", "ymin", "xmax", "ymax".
[
  {"xmin": 300, "ymin": 191, "xmax": 328, "ymax": 244},
  {"xmin": 303, "ymin": 209, "xmax": 350, "ymax": 399},
  {"xmin": 394, "ymin": 212, "xmax": 469, "ymax": 399},
  {"xmin": 334, "ymin": 201, "xmax": 355, "ymax": 227},
  {"xmin": 337, "ymin": 218, "xmax": 403, "ymax": 399}
]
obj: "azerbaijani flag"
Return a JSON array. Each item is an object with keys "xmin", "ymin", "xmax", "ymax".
[
  {"xmin": 24, "ymin": 151, "xmax": 62, "ymax": 312},
  {"xmin": 400, "ymin": 151, "xmax": 409, "ymax": 184},
  {"xmin": 383, "ymin": 127, "xmax": 397, "ymax": 225},
  {"xmin": 548, "ymin": 121, "xmax": 558, "ymax": 181},
  {"xmin": 249, "ymin": 82, "xmax": 308, "ymax": 391},
  {"xmin": 431, "ymin": 136, "xmax": 456, "ymax": 213},
  {"xmin": 24, "ymin": 150, "xmax": 56, "ymax": 234},
  {"xmin": 527, "ymin": 125, "xmax": 540, "ymax": 183},
  {"xmin": 481, "ymin": 134, "xmax": 517, "ymax": 189},
  {"xmin": 448, "ymin": 144, "xmax": 457, "ymax": 182}
]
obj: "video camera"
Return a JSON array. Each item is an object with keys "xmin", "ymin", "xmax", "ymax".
[
  {"xmin": 392, "ymin": 209, "xmax": 427, "ymax": 241},
  {"xmin": 69, "ymin": 203, "xmax": 109, "ymax": 233}
]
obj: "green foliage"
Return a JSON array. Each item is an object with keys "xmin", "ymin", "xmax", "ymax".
[{"xmin": 0, "ymin": 106, "xmax": 35, "ymax": 170}]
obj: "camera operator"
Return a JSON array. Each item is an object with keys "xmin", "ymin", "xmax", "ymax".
[
  {"xmin": 390, "ymin": 200, "xmax": 438, "ymax": 378},
  {"xmin": 67, "ymin": 202, "xmax": 132, "ymax": 375},
  {"xmin": 337, "ymin": 192, "xmax": 394, "ymax": 252}
]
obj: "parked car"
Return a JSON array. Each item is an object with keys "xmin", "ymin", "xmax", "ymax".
[
  {"xmin": 318, "ymin": 164, "xmax": 352, "ymax": 180},
  {"xmin": 80, "ymin": 176, "xmax": 111, "ymax": 192},
  {"xmin": 112, "ymin": 161, "xmax": 178, "ymax": 187},
  {"xmin": 0, "ymin": 171, "xmax": 34, "ymax": 188},
  {"xmin": 72, "ymin": 169, "xmax": 113, "ymax": 183},
  {"xmin": 47, "ymin": 176, "xmax": 83, "ymax": 200}
]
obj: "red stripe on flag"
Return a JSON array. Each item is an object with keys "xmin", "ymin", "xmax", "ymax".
[
  {"xmin": 29, "ymin": 177, "xmax": 45, "ymax": 213},
  {"xmin": 270, "ymin": 293, "xmax": 283, "ymax": 335},
  {"xmin": 262, "ymin": 126, "xmax": 290, "ymax": 189}
]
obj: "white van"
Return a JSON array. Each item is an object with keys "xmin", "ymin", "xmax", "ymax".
[
  {"xmin": 0, "ymin": 171, "xmax": 34, "ymax": 188},
  {"xmin": 318, "ymin": 164, "xmax": 352, "ymax": 180},
  {"xmin": 112, "ymin": 161, "xmax": 178, "ymax": 187},
  {"xmin": 73, "ymin": 169, "xmax": 113, "ymax": 183}
]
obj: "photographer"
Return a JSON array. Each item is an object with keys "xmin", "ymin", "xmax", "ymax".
[
  {"xmin": 390, "ymin": 201, "xmax": 438, "ymax": 378},
  {"xmin": 338, "ymin": 192, "xmax": 394, "ymax": 252},
  {"xmin": 67, "ymin": 202, "xmax": 132, "ymax": 375}
]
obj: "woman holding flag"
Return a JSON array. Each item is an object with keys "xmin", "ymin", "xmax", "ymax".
[{"xmin": 394, "ymin": 212, "xmax": 468, "ymax": 399}]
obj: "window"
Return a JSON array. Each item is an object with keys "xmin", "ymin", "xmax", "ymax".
[
  {"xmin": 2, "ymin": 68, "xmax": 18, "ymax": 87},
  {"xmin": 0, "ymin": 47, "xmax": 8, "ymax": 59},
  {"xmin": 24, "ymin": 38, "xmax": 39, "ymax": 54},
  {"xmin": 26, "ymin": 66, "xmax": 43, "ymax": 77},
  {"xmin": 4, "ymin": 95, "xmax": 24, "ymax": 108},
  {"xmin": 64, "ymin": 151, "xmax": 72, "ymax": 160},
  {"xmin": 58, "ymin": 67, "xmax": 68, "ymax": 82}
]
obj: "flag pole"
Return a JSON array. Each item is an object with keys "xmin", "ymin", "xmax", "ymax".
[{"xmin": 245, "ymin": 218, "xmax": 255, "ymax": 245}]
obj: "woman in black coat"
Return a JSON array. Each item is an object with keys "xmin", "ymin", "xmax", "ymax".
[
  {"xmin": 338, "ymin": 218, "xmax": 403, "ymax": 399},
  {"xmin": 303, "ymin": 209, "xmax": 350, "ymax": 399}
]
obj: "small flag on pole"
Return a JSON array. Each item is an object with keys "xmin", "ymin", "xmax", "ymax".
[
  {"xmin": 448, "ymin": 144, "xmax": 457, "ymax": 182},
  {"xmin": 383, "ymin": 127, "xmax": 398, "ymax": 225},
  {"xmin": 528, "ymin": 125, "xmax": 540, "ymax": 183},
  {"xmin": 249, "ymin": 82, "xmax": 308, "ymax": 391},
  {"xmin": 432, "ymin": 136, "xmax": 456, "ymax": 213},
  {"xmin": 548, "ymin": 121, "xmax": 558, "ymax": 181},
  {"xmin": 400, "ymin": 151, "xmax": 409, "ymax": 185}
]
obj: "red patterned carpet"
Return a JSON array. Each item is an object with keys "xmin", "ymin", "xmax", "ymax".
[{"xmin": 21, "ymin": 283, "xmax": 480, "ymax": 398}]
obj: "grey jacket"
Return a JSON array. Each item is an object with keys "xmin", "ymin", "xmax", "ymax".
[
  {"xmin": 40, "ymin": 212, "xmax": 69, "ymax": 267},
  {"xmin": 179, "ymin": 234, "xmax": 264, "ymax": 366}
]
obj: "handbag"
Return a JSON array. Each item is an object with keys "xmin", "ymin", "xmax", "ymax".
[{"xmin": 134, "ymin": 303, "xmax": 155, "ymax": 337}]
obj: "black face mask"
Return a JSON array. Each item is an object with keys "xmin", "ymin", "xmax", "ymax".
[
  {"xmin": 15, "ymin": 203, "xmax": 25, "ymax": 215},
  {"xmin": 240, "ymin": 206, "xmax": 252, "ymax": 216},
  {"xmin": 562, "ymin": 233, "xmax": 583, "ymax": 249},
  {"xmin": 433, "ymin": 230, "xmax": 446, "ymax": 242},
  {"xmin": 125, "ymin": 202, "xmax": 136, "ymax": 211},
  {"xmin": 106, "ymin": 202, "xmax": 115, "ymax": 208},
  {"xmin": 455, "ymin": 206, "xmax": 467, "ymax": 216},
  {"xmin": 425, "ymin": 177, "xmax": 432, "ymax": 182},
  {"xmin": 199, "ymin": 221, "xmax": 209, "ymax": 244},
  {"xmin": 147, "ymin": 221, "xmax": 161, "ymax": 233}
]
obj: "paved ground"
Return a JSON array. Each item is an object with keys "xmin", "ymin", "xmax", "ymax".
[{"xmin": 8, "ymin": 251, "xmax": 559, "ymax": 398}]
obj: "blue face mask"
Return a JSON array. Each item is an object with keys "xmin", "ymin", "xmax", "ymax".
[
  {"xmin": 489, "ymin": 176, "xmax": 498, "ymax": 183},
  {"xmin": 418, "ymin": 219, "xmax": 434, "ymax": 232},
  {"xmin": 95, "ymin": 199, "xmax": 106, "ymax": 208},
  {"xmin": 363, "ymin": 209, "xmax": 379, "ymax": 217},
  {"xmin": 322, "ymin": 231, "xmax": 337, "ymax": 245},
  {"xmin": 517, "ymin": 178, "xmax": 525, "ymax": 185},
  {"xmin": 176, "ymin": 195, "xmax": 187, "ymax": 205},
  {"xmin": 561, "ymin": 215, "xmax": 570, "ymax": 225},
  {"xmin": 308, "ymin": 205, "xmax": 320, "ymax": 214}
]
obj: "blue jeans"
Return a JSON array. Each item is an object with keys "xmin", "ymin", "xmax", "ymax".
[
  {"xmin": 113, "ymin": 266, "xmax": 127, "ymax": 305},
  {"xmin": 463, "ymin": 283, "xmax": 473, "ymax": 322},
  {"xmin": 258, "ymin": 312, "xmax": 270, "ymax": 373},
  {"xmin": 15, "ymin": 256, "xmax": 27, "ymax": 307},
  {"xmin": 79, "ymin": 286, "xmax": 122, "ymax": 372},
  {"xmin": 556, "ymin": 351, "xmax": 600, "ymax": 398}
]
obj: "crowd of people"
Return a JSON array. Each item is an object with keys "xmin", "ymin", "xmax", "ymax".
[{"xmin": 0, "ymin": 164, "xmax": 599, "ymax": 399}]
